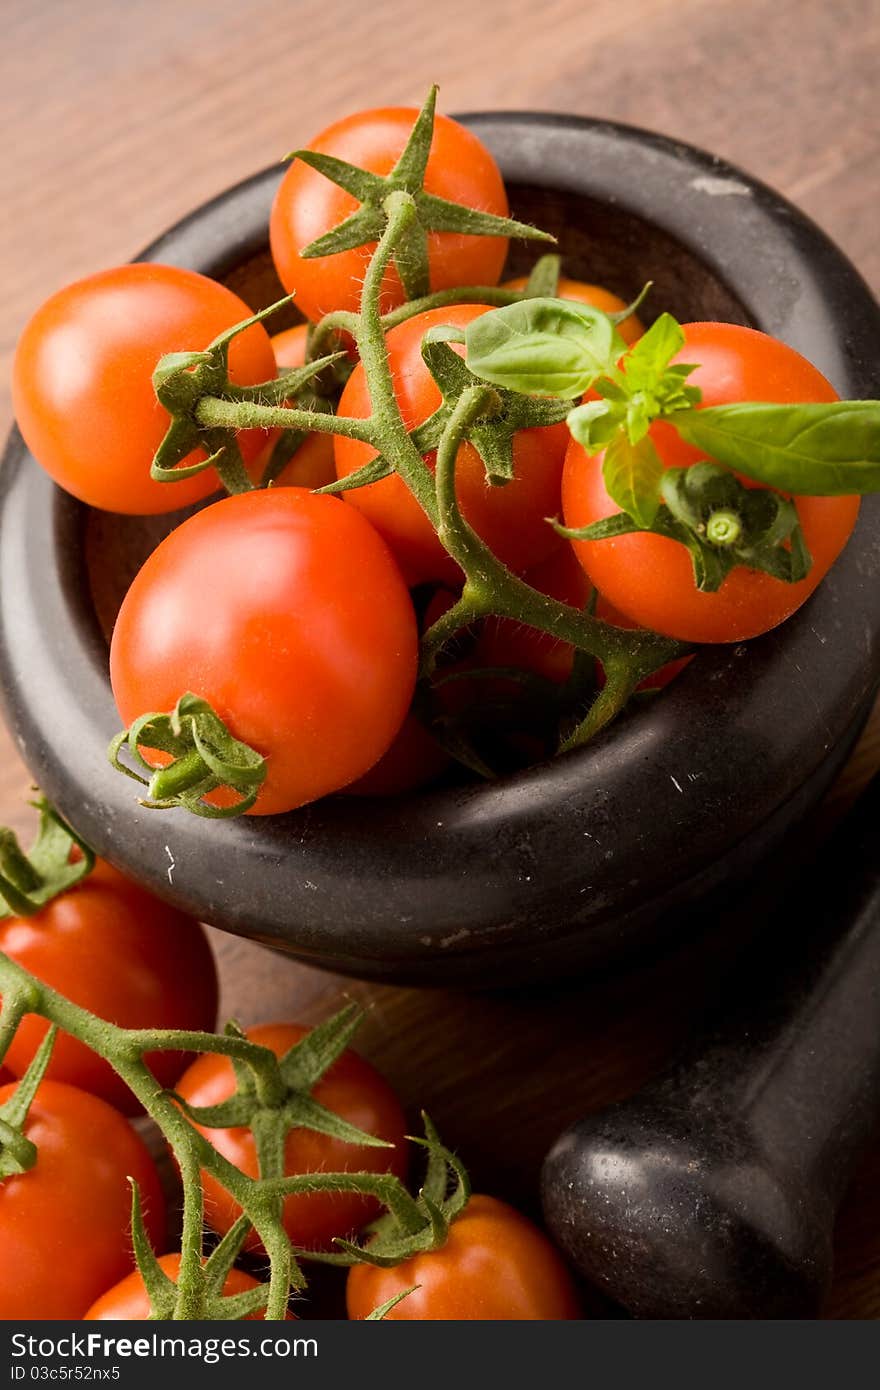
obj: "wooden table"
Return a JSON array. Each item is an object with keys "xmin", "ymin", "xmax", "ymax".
[{"xmin": 2, "ymin": 0, "xmax": 878, "ymax": 1319}]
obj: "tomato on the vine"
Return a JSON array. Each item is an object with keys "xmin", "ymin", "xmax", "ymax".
[
  {"xmin": 504, "ymin": 275, "xmax": 644, "ymax": 346},
  {"xmin": 562, "ymin": 322, "xmax": 861, "ymax": 643},
  {"xmin": 12, "ymin": 264, "xmax": 277, "ymax": 515},
  {"xmin": 85, "ymin": 1253, "xmax": 293, "ymax": 1320},
  {"xmin": 347, "ymin": 1193, "xmax": 581, "ymax": 1320},
  {"xmin": 0, "ymin": 1080, "xmax": 166, "ymax": 1319},
  {"xmin": 0, "ymin": 860, "xmax": 217, "ymax": 1113},
  {"xmin": 110, "ymin": 488, "xmax": 419, "ymax": 813},
  {"xmin": 270, "ymin": 107, "xmax": 510, "ymax": 322},
  {"xmin": 335, "ymin": 304, "xmax": 568, "ymax": 586},
  {"xmin": 175, "ymin": 1022, "xmax": 408, "ymax": 1252}
]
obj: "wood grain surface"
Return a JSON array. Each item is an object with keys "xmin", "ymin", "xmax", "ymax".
[{"xmin": 1, "ymin": 0, "xmax": 879, "ymax": 1319}]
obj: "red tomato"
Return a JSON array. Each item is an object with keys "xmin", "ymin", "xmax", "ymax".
[
  {"xmin": 175, "ymin": 1023, "xmax": 408, "ymax": 1253},
  {"xmin": 504, "ymin": 276, "xmax": 644, "ymax": 346},
  {"xmin": 0, "ymin": 859, "xmax": 217, "ymax": 1113},
  {"xmin": 110, "ymin": 488, "xmax": 418, "ymax": 814},
  {"xmin": 270, "ymin": 107, "xmax": 510, "ymax": 321},
  {"xmin": 347, "ymin": 1194, "xmax": 580, "ymax": 1320},
  {"xmin": 477, "ymin": 543, "xmax": 592, "ymax": 684},
  {"xmin": 562, "ymin": 322, "xmax": 860, "ymax": 643},
  {"xmin": 12, "ymin": 264, "xmax": 276, "ymax": 515},
  {"xmin": 335, "ymin": 305, "xmax": 568, "ymax": 585},
  {"xmin": 85, "ymin": 1252, "xmax": 292, "ymax": 1320},
  {"xmin": 262, "ymin": 325, "xmax": 337, "ymax": 490},
  {"xmin": 0, "ymin": 1080, "xmax": 165, "ymax": 1319}
]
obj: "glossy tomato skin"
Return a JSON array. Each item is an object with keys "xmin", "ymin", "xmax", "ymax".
[
  {"xmin": 175, "ymin": 1023, "xmax": 408, "ymax": 1253},
  {"xmin": 85, "ymin": 1252, "xmax": 292, "ymax": 1320},
  {"xmin": 270, "ymin": 108, "xmax": 510, "ymax": 322},
  {"xmin": 12, "ymin": 264, "xmax": 276, "ymax": 515},
  {"xmin": 264, "ymin": 325, "xmax": 337, "ymax": 490},
  {"xmin": 0, "ymin": 859, "xmax": 217, "ymax": 1113},
  {"xmin": 503, "ymin": 276, "xmax": 644, "ymax": 346},
  {"xmin": 110, "ymin": 489, "xmax": 418, "ymax": 814},
  {"xmin": 0, "ymin": 1080, "xmax": 166, "ymax": 1320},
  {"xmin": 347, "ymin": 1194, "xmax": 581, "ymax": 1320},
  {"xmin": 563, "ymin": 322, "xmax": 861, "ymax": 643},
  {"xmin": 335, "ymin": 305, "xmax": 568, "ymax": 586}
]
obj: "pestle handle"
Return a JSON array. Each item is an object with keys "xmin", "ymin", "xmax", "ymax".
[{"xmin": 542, "ymin": 774, "xmax": 880, "ymax": 1319}]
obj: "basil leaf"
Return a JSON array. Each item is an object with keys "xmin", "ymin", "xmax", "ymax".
[
  {"xmin": 621, "ymin": 312, "xmax": 685, "ymax": 391},
  {"xmin": 672, "ymin": 401, "xmax": 880, "ymax": 494},
  {"xmin": 465, "ymin": 297, "xmax": 622, "ymax": 398},
  {"xmin": 602, "ymin": 433, "xmax": 665, "ymax": 528},
  {"xmin": 567, "ymin": 400, "xmax": 615, "ymax": 451}
]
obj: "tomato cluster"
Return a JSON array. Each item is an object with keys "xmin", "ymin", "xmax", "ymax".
[
  {"xmin": 0, "ymin": 830, "xmax": 579, "ymax": 1318},
  {"xmin": 1, "ymin": 89, "xmax": 869, "ymax": 1323},
  {"xmin": 12, "ymin": 95, "xmax": 859, "ymax": 812}
]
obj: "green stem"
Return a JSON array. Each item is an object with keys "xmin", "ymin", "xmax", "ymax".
[
  {"xmin": 427, "ymin": 388, "xmax": 684, "ymax": 683},
  {"xmin": 195, "ymin": 397, "xmax": 375, "ymax": 442},
  {"xmin": 175, "ymin": 1147, "xmax": 207, "ymax": 1319},
  {"xmin": 148, "ymin": 749, "xmax": 210, "ymax": 802},
  {"xmin": 354, "ymin": 191, "xmax": 439, "ymax": 527},
  {"xmin": 560, "ymin": 660, "xmax": 640, "ymax": 751},
  {"xmin": 0, "ymin": 832, "xmax": 42, "ymax": 898},
  {"xmin": 380, "ymin": 284, "xmax": 522, "ymax": 329},
  {"xmin": 0, "ymin": 986, "xmax": 39, "ymax": 1069}
]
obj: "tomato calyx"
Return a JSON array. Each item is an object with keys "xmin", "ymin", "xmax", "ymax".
[
  {"xmin": 0, "ymin": 796, "xmax": 94, "ymax": 920},
  {"xmin": 288, "ymin": 87, "xmax": 554, "ymax": 302},
  {"xmin": 297, "ymin": 1113, "xmax": 471, "ymax": 1269},
  {"xmin": 0, "ymin": 1029, "xmax": 55, "ymax": 1179},
  {"xmin": 559, "ymin": 462, "xmax": 813, "ymax": 593},
  {"xmin": 109, "ymin": 692, "xmax": 267, "ymax": 818},
  {"xmin": 174, "ymin": 1005, "xmax": 394, "ymax": 1189},
  {"xmin": 151, "ymin": 299, "xmax": 346, "ymax": 494}
]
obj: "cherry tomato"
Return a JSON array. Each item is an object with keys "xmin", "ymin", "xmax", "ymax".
[
  {"xmin": 262, "ymin": 324, "xmax": 337, "ymax": 490},
  {"xmin": 85, "ymin": 1252, "xmax": 293, "ymax": 1320},
  {"xmin": 12, "ymin": 264, "xmax": 277, "ymax": 515},
  {"xmin": 110, "ymin": 488, "xmax": 419, "ymax": 814},
  {"xmin": 270, "ymin": 107, "xmax": 510, "ymax": 322},
  {"xmin": 0, "ymin": 859, "xmax": 217, "ymax": 1113},
  {"xmin": 347, "ymin": 1194, "xmax": 580, "ymax": 1320},
  {"xmin": 562, "ymin": 322, "xmax": 861, "ymax": 643},
  {"xmin": 503, "ymin": 276, "xmax": 644, "ymax": 346},
  {"xmin": 335, "ymin": 305, "xmax": 568, "ymax": 585},
  {"xmin": 175, "ymin": 1022, "xmax": 408, "ymax": 1253},
  {"xmin": 0, "ymin": 1079, "xmax": 166, "ymax": 1319}
]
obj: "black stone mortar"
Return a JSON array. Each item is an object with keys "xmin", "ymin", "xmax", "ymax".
[{"xmin": 1, "ymin": 115, "xmax": 879, "ymax": 986}]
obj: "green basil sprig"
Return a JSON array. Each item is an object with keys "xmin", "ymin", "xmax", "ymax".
[{"xmin": 466, "ymin": 299, "xmax": 880, "ymax": 503}]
